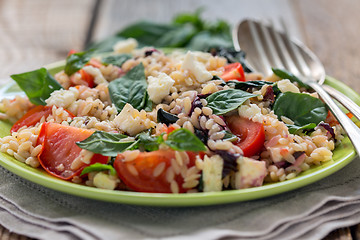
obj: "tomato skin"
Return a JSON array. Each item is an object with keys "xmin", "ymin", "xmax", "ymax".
[
  {"xmin": 226, "ymin": 115, "xmax": 265, "ymax": 157},
  {"xmin": 11, "ymin": 105, "xmax": 74, "ymax": 133},
  {"xmin": 79, "ymin": 69, "xmax": 95, "ymax": 88},
  {"xmin": 37, "ymin": 122, "xmax": 108, "ymax": 180},
  {"xmin": 114, "ymin": 150, "xmax": 198, "ymax": 193},
  {"xmin": 220, "ymin": 63, "xmax": 246, "ymax": 82}
]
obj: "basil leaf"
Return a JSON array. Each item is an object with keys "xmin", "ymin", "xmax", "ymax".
[
  {"xmin": 273, "ymin": 92, "xmax": 327, "ymax": 126},
  {"xmin": 206, "ymin": 89, "xmax": 258, "ymax": 115},
  {"xmin": 65, "ymin": 50, "xmax": 92, "ymax": 75},
  {"xmin": 157, "ymin": 108, "xmax": 179, "ymax": 126},
  {"xmin": 222, "ymin": 131, "xmax": 238, "ymax": 142},
  {"xmin": 102, "ymin": 54, "xmax": 132, "ymax": 67},
  {"xmin": 134, "ymin": 131, "xmax": 162, "ymax": 152},
  {"xmin": 80, "ymin": 163, "xmax": 116, "ymax": 176},
  {"xmin": 187, "ymin": 31, "xmax": 232, "ymax": 51},
  {"xmin": 286, "ymin": 123, "xmax": 317, "ymax": 134},
  {"xmin": 157, "ymin": 24, "xmax": 197, "ymax": 48},
  {"xmin": 108, "ymin": 63, "xmax": 152, "ymax": 112},
  {"xmin": 165, "ymin": 128, "xmax": 206, "ymax": 151},
  {"xmin": 226, "ymin": 80, "xmax": 274, "ymax": 91},
  {"xmin": 118, "ymin": 21, "xmax": 177, "ymax": 47},
  {"xmin": 272, "ymin": 68, "xmax": 309, "ymax": 89},
  {"xmin": 76, "ymin": 131, "xmax": 135, "ymax": 156},
  {"xmin": 10, "ymin": 68, "xmax": 63, "ymax": 105}
]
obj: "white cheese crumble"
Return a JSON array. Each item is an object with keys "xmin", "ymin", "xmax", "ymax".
[
  {"xmin": 181, "ymin": 51, "xmax": 213, "ymax": 83},
  {"xmin": 202, "ymin": 155, "xmax": 223, "ymax": 192},
  {"xmin": 277, "ymin": 79, "xmax": 300, "ymax": 93},
  {"xmin": 113, "ymin": 38, "xmax": 138, "ymax": 54},
  {"xmin": 113, "ymin": 103, "xmax": 155, "ymax": 135},
  {"xmin": 93, "ymin": 172, "xmax": 118, "ymax": 190},
  {"xmin": 235, "ymin": 156, "xmax": 267, "ymax": 189},
  {"xmin": 82, "ymin": 65, "xmax": 108, "ymax": 85},
  {"xmin": 45, "ymin": 87, "xmax": 79, "ymax": 108},
  {"xmin": 147, "ymin": 73, "xmax": 175, "ymax": 104}
]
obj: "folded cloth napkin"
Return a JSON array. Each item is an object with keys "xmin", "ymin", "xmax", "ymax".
[{"xmin": 0, "ymin": 154, "xmax": 359, "ymax": 240}]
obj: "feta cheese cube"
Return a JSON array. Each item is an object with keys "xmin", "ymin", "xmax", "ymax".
[
  {"xmin": 113, "ymin": 103, "xmax": 155, "ymax": 135},
  {"xmin": 113, "ymin": 38, "xmax": 138, "ymax": 54},
  {"xmin": 277, "ymin": 79, "xmax": 300, "ymax": 93},
  {"xmin": 147, "ymin": 73, "xmax": 175, "ymax": 104},
  {"xmin": 202, "ymin": 155, "xmax": 223, "ymax": 192},
  {"xmin": 235, "ymin": 156, "xmax": 267, "ymax": 189},
  {"xmin": 45, "ymin": 87, "xmax": 79, "ymax": 108},
  {"xmin": 181, "ymin": 51, "xmax": 213, "ymax": 83},
  {"xmin": 93, "ymin": 172, "xmax": 118, "ymax": 190}
]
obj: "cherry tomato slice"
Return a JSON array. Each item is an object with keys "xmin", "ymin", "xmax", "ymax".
[
  {"xmin": 220, "ymin": 63, "xmax": 246, "ymax": 82},
  {"xmin": 226, "ymin": 115, "xmax": 265, "ymax": 157},
  {"xmin": 11, "ymin": 105, "xmax": 74, "ymax": 133},
  {"xmin": 79, "ymin": 69, "xmax": 95, "ymax": 88},
  {"xmin": 114, "ymin": 150, "xmax": 198, "ymax": 193},
  {"xmin": 37, "ymin": 122, "xmax": 108, "ymax": 180}
]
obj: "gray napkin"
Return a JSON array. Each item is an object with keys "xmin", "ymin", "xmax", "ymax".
[{"xmin": 0, "ymin": 154, "xmax": 359, "ymax": 240}]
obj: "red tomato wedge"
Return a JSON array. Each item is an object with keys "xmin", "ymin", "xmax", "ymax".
[
  {"xmin": 79, "ymin": 69, "xmax": 95, "ymax": 88},
  {"xmin": 37, "ymin": 122, "xmax": 108, "ymax": 180},
  {"xmin": 226, "ymin": 115, "xmax": 265, "ymax": 157},
  {"xmin": 114, "ymin": 150, "xmax": 199, "ymax": 193},
  {"xmin": 11, "ymin": 105, "xmax": 74, "ymax": 133},
  {"xmin": 220, "ymin": 63, "xmax": 246, "ymax": 82}
]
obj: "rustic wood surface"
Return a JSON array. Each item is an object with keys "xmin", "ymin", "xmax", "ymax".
[{"xmin": 0, "ymin": 0, "xmax": 359, "ymax": 239}]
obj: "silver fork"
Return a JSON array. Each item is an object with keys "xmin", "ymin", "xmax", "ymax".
[{"xmin": 233, "ymin": 19, "xmax": 360, "ymax": 155}]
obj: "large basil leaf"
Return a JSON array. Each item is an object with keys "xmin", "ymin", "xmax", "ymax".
[
  {"xmin": 133, "ymin": 130, "xmax": 163, "ymax": 152},
  {"xmin": 187, "ymin": 31, "xmax": 232, "ymax": 51},
  {"xmin": 272, "ymin": 68, "xmax": 309, "ymax": 89},
  {"xmin": 102, "ymin": 54, "xmax": 132, "ymax": 67},
  {"xmin": 206, "ymin": 89, "xmax": 258, "ymax": 115},
  {"xmin": 76, "ymin": 131, "xmax": 135, "ymax": 156},
  {"xmin": 286, "ymin": 123, "xmax": 317, "ymax": 134},
  {"xmin": 64, "ymin": 50, "xmax": 92, "ymax": 75},
  {"xmin": 108, "ymin": 63, "xmax": 152, "ymax": 112},
  {"xmin": 10, "ymin": 68, "xmax": 63, "ymax": 106},
  {"xmin": 165, "ymin": 128, "xmax": 206, "ymax": 152},
  {"xmin": 273, "ymin": 92, "xmax": 327, "ymax": 126},
  {"xmin": 226, "ymin": 80, "xmax": 274, "ymax": 91},
  {"xmin": 118, "ymin": 21, "xmax": 177, "ymax": 47},
  {"xmin": 80, "ymin": 163, "xmax": 116, "ymax": 176}
]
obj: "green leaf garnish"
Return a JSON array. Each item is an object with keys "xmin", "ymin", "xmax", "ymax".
[
  {"xmin": 80, "ymin": 163, "xmax": 116, "ymax": 176},
  {"xmin": 108, "ymin": 63, "xmax": 152, "ymax": 112},
  {"xmin": 64, "ymin": 50, "xmax": 93, "ymax": 75},
  {"xmin": 102, "ymin": 54, "xmax": 132, "ymax": 67},
  {"xmin": 76, "ymin": 131, "xmax": 135, "ymax": 156},
  {"xmin": 206, "ymin": 89, "xmax": 258, "ymax": 115},
  {"xmin": 10, "ymin": 68, "xmax": 63, "ymax": 105},
  {"xmin": 165, "ymin": 128, "xmax": 206, "ymax": 152}
]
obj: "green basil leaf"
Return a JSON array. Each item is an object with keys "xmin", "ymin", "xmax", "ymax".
[
  {"xmin": 88, "ymin": 36, "xmax": 126, "ymax": 53},
  {"xmin": 108, "ymin": 63, "xmax": 152, "ymax": 112},
  {"xmin": 102, "ymin": 54, "xmax": 132, "ymax": 67},
  {"xmin": 272, "ymin": 68, "xmax": 310, "ymax": 89},
  {"xmin": 76, "ymin": 131, "xmax": 135, "ymax": 156},
  {"xmin": 222, "ymin": 130, "xmax": 239, "ymax": 142},
  {"xmin": 134, "ymin": 131, "xmax": 162, "ymax": 152},
  {"xmin": 273, "ymin": 92, "xmax": 327, "ymax": 126},
  {"xmin": 206, "ymin": 89, "xmax": 258, "ymax": 115},
  {"xmin": 187, "ymin": 31, "xmax": 233, "ymax": 51},
  {"xmin": 157, "ymin": 24, "xmax": 197, "ymax": 48},
  {"xmin": 80, "ymin": 163, "xmax": 116, "ymax": 176},
  {"xmin": 165, "ymin": 128, "xmax": 206, "ymax": 152},
  {"xmin": 10, "ymin": 68, "xmax": 63, "ymax": 105},
  {"xmin": 64, "ymin": 50, "xmax": 92, "ymax": 75},
  {"xmin": 286, "ymin": 123, "xmax": 317, "ymax": 134},
  {"xmin": 118, "ymin": 21, "xmax": 177, "ymax": 47},
  {"xmin": 226, "ymin": 80, "xmax": 274, "ymax": 91}
]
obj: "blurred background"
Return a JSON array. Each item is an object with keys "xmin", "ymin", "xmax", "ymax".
[{"xmin": 0, "ymin": 0, "xmax": 359, "ymax": 92}]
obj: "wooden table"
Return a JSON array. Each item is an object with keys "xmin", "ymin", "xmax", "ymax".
[{"xmin": 0, "ymin": 0, "xmax": 359, "ymax": 239}]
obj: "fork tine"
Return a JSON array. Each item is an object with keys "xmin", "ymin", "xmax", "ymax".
[
  {"xmin": 279, "ymin": 19, "xmax": 312, "ymax": 78},
  {"xmin": 258, "ymin": 20, "xmax": 285, "ymax": 70},
  {"xmin": 266, "ymin": 22, "xmax": 301, "ymax": 76},
  {"xmin": 248, "ymin": 20, "xmax": 273, "ymax": 76}
]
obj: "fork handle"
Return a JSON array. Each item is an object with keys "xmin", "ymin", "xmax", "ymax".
[
  {"xmin": 322, "ymin": 85, "xmax": 360, "ymax": 121},
  {"xmin": 308, "ymin": 81, "xmax": 360, "ymax": 155}
]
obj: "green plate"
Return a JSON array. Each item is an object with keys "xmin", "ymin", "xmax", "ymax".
[{"xmin": 0, "ymin": 62, "xmax": 357, "ymax": 206}]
